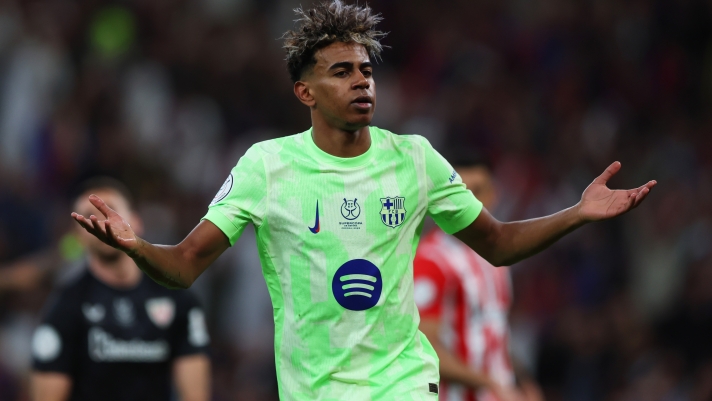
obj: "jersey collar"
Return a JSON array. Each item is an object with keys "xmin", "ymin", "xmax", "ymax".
[{"xmin": 304, "ymin": 126, "xmax": 378, "ymax": 169}]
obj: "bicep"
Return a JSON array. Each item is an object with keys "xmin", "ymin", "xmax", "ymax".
[
  {"xmin": 420, "ymin": 137, "xmax": 484, "ymax": 234},
  {"xmin": 31, "ymin": 372, "xmax": 72, "ymax": 401},
  {"xmin": 202, "ymin": 145, "xmax": 268, "ymax": 246},
  {"xmin": 173, "ymin": 354, "xmax": 211, "ymax": 401},
  {"xmin": 177, "ymin": 220, "xmax": 231, "ymax": 276},
  {"xmin": 452, "ymin": 207, "xmax": 502, "ymax": 263}
]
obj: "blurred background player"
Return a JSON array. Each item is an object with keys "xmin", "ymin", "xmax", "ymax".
[
  {"xmin": 30, "ymin": 178, "xmax": 211, "ymax": 401},
  {"xmin": 414, "ymin": 157, "xmax": 543, "ymax": 401}
]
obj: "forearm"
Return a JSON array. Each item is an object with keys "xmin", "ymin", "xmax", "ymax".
[
  {"xmin": 129, "ymin": 240, "xmax": 202, "ymax": 289},
  {"xmin": 458, "ymin": 205, "xmax": 586, "ymax": 267},
  {"xmin": 127, "ymin": 221, "xmax": 229, "ymax": 289},
  {"xmin": 461, "ymin": 162, "xmax": 656, "ymax": 267},
  {"xmin": 491, "ymin": 204, "xmax": 585, "ymax": 266},
  {"xmin": 72, "ymin": 198, "xmax": 230, "ymax": 289}
]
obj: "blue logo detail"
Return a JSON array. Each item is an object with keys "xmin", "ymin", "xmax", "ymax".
[
  {"xmin": 332, "ymin": 259, "xmax": 382, "ymax": 311},
  {"xmin": 308, "ymin": 200, "xmax": 320, "ymax": 234},
  {"xmin": 380, "ymin": 197, "xmax": 406, "ymax": 228},
  {"xmin": 449, "ymin": 170, "xmax": 457, "ymax": 184},
  {"xmin": 340, "ymin": 198, "xmax": 360, "ymax": 220}
]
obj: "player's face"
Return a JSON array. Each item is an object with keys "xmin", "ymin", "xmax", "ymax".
[
  {"xmin": 457, "ymin": 166, "xmax": 498, "ymax": 210},
  {"xmin": 73, "ymin": 189, "xmax": 141, "ymax": 259},
  {"xmin": 299, "ymin": 42, "xmax": 376, "ymax": 130}
]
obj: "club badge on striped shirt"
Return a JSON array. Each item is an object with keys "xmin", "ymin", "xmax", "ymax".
[
  {"xmin": 145, "ymin": 298, "xmax": 176, "ymax": 329},
  {"xmin": 380, "ymin": 196, "xmax": 406, "ymax": 228}
]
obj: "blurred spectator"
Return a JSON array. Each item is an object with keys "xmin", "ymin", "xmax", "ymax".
[{"xmin": 31, "ymin": 178, "xmax": 211, "ymax": 401}]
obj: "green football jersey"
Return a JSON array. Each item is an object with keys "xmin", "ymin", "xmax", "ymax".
[{"xmin": 203, "ymin": 126, "xmax": 482, "ymax": 400}]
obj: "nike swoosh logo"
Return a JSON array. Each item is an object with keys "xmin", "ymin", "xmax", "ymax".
[{"xmin": 308, "ymin": 200, "xmax": 320, "ymax": 234}]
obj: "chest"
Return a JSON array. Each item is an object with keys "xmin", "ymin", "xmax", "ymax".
[{"xmin": 264, "ymin": 156, "xmax": 428, "ymax": 243}]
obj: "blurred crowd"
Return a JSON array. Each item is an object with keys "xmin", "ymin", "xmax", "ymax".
[{"xmin": 0, "ymin": 0, "xmax": 711, "ymax": 400}]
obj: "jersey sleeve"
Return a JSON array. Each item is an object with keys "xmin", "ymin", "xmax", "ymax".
[
  {"xmin": 31, "ymin": 293, "xmax": 79, "ymax": 374},
  {"xmin": 421, "ymin": 137, "xmax": 483, "ymax": 234},
  {"xmin": 413, "ymin": 254, "xmax": 448, "ymax": 320},
  {"xmin": 171, "ymin": 291, "xmax": 210, "ymax": 358},
  {"xmin": 202, "ymin": 144, "xmax": 268, "ymax": 246}
]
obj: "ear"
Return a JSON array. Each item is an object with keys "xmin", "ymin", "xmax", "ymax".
[{"xmin": 294, "ymin": 81, "xmax": 316, "ymax": 108}]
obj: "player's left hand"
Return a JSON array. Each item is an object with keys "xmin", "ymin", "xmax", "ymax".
[
  {"xmin": 577, "ymin": 161, "xmax": 656, "ymax": 222},
  {"xmin": 71, "ymin": 195, "xmax": 141, "ymax": 256}
]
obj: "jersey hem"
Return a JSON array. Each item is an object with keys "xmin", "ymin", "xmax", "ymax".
[
  {"xmin": 438, "ymin": 196, "xmax": 483, "ymax": 235},
  {"xmin": 202, "ymin": 209, "xmax": 240, "ymax": 246}
]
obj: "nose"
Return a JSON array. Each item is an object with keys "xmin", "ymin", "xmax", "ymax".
[{"xmin": 352, "ymin": 72, "xmax": 370, "ymax": 90}]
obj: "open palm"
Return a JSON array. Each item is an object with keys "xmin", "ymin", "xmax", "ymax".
[
  {"xmin": 579, "ymin": 161, "xmax": 656, "ymax": 222},
  {"xmin": 71, "ymin": 195, "xmax": 140, "ymax": 255}
]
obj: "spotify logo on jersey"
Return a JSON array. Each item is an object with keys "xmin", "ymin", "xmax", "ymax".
[{"xmin": 332, "ymin": 259, "xmax": 383, "ymax": 311}]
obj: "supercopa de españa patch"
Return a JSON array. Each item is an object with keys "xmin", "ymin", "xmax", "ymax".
[
  {"xmin": 339, "ymin": 198, "xmax": 363, "ymax": 230},
  {"xmin": 211, "ymin": 173, "xmax": 233, "ymax": 206}
]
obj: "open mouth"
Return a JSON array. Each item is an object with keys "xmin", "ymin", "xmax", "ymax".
[{"xmin": 351, "ymin": 96, "xmax": 373, "ymax": 108}]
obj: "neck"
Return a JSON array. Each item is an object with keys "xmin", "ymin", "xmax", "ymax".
[
  {"xmin": 87, "ymin": 253, "xmax": 142, "ymax": 289},
  {"xmin": 311, "ymin": 112, "xmax": 371, "ymax": 158}
]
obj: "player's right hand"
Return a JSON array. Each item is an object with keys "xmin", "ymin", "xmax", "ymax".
[
  {"xmin": 489, "ymin": 383, "xmax": 527, "ymax": 401},
  {"xmin": 71, "ymin": 195, "xmax": 141, "ymax": 256}
]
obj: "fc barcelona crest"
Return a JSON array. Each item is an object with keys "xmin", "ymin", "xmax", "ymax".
[{"xmin": 380, "ymin": 197, "xmax": 406, "ymax": 228}]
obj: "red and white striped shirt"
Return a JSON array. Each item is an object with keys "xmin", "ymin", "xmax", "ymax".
[{"xmin": 414, "ymin": 228, "xmax": 513, "ymax": 401}]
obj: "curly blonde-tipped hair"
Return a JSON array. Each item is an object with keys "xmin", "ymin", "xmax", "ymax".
[{"xmin": 282, "ymin": 0, "xmax": 387, "ymax": 82}]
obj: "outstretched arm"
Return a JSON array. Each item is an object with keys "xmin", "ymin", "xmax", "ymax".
[
  {"xmin": 71, "ymin": 195, "xmax": 229, "ymax": 289},
  {"xmin": 455, "ymin": 162, "xmax": 656, "ymax": 266}
]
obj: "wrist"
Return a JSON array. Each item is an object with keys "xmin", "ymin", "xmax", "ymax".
[
  {"xmin": 126, "ymin": 236, "xmax": 145, "ymax": 260},
  {"xmin": 571, "ymin": 203, "xmax": 589, "ymax": 226}
]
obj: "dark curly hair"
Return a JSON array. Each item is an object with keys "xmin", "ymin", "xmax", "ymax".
[{"xmin": 282, "ymin": 0, "xmax": 387, "ymax": 83}]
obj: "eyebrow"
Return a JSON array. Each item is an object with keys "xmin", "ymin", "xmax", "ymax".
[{"xmin": 328, "ymin": 61, "xmax": 373, "ymax": 71}]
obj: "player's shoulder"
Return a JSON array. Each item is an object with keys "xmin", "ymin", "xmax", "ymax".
[
  {"xmin": 247, "ymin": 128, "xmax": 431, "ymax": 155},
  {"xmin": 248, "ymin": 131, "xmax": 307, "ymax": 156},
  {"xmin": 371, "ymin": 127, "xmax": 437, "ymax": 164},
  {"xmin": 233, "ymin": 132, "xmax": 311, "ymax": 171},
  {"xmin": 372, "ymin": 126, "xmax": 430, "ymax": 150}
]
